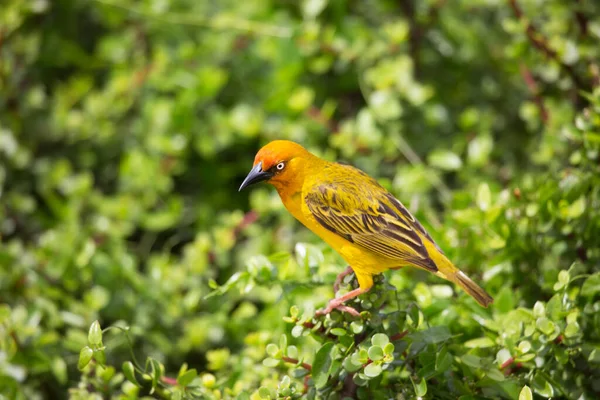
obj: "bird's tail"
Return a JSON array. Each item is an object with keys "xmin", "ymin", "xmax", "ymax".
[
  {"xmin": 445, "ymin": 269, "xmax": 493, "ymax": 307},
  {"xmin": 423, "ymin": 241, "xmax": 493, "ymax": 307}
]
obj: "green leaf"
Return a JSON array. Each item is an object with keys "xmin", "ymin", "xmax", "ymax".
[
  {"xmin": 371, "ymin": 333, "xmax": 389, "ymax": 348},
  {"xmin": 123, "ymin": 361, "xmax": 141, "ymax": 387},
  {"xmin": 279, "ymin": 334, "xmax": 287, "ymax": 351},
  {"xmin": 477, "ymin": 183, "xmax": 492, "ymax": 211},
  {"xmin": 262, "ymin": 357, "xmax": 280, "ymax": 367},
  {"xmin": 468, "ymin": 134, "xmax": 493, "ymax": 166},
  {"xmin": 52, "ymin": 357, "xmax": 67, "ymax": 385},
  {"xmin": 533, "ymin": 373, "xmax": 554, "ymax": 398},
  {"xmin": 177, "ymin": 368, "xmax": 197, "ymax": 387},
  {"xmin": 78, "ymin": 346, "xmax": 94, "ymax": 371},
  {"xmin": 88, "ymin": 320, "xmax": 102, "ymax": 346},
  {"xmin": 343, "ymin": 356, "xmax": 363, "ymax": 373},
  {"xmin": 266, "ymin": 344, "xmax": 279, "ymax": 357},
  {"xmin": 428, "ymin": 149, "xmax": 463, "ymax": 171},
  {"xmin": 533, "ymin": 301, "xmax": 546, "ymax": 318},
  {"xmin": 149, "ymin": 358, "xmax": 163, "ymax": 393},
  {"xmin": 383, "ymin": 342, "xmax": 395, "ymax": 355},
  {"xmin": 258, "ymin": 387, "xmax": 272, "ymax": 399},
  {"xmin": 94, "ymin": 349, "xmax": 106, "ymax": 366},
  {"xmin": 464, "ymin": 337, "xmax": 495, "ymax": 348},
  {"xmin": 564, "ymin": 322, "xmax": 579, "ymax": 337},
  {"xmin": 302, "ymin": 0, "xmax": 328, "ymax": 19},
  {"xmin": 412, "ymin": 377, "xmax": 427, "ymax": 397},
  {"xmin": 518, "ymin": 341, "xmax": 531, "ymax": 354},
  {"xmin": 461, "ymin": 354, "xmax": 482, "ymax": 368},
  {"xmin": 357, "ymin": 349, "xmax": 369, "ymax": 363},
  {"xmin": 554, "ymin": 270, "xmax": 571, "ymax": 290},
  {"xmin": 330, "ymin": 328, "xmax": 347, "ymax": 336},
  {"xmin": 368, "ymin": 346, "xmax": 384, "ymax": 361},
  {"xmin": 536, "ymin": 317, "xmax": 555, "ymax": 335},
  {"xmin": 496, "ymin": 349, "xmax": 512, "ymax": 366},
  {"xmin": 350, "ymin": 321, "xmax": 364, "ymax": 334},
  {"xmin": 412, "ymin": 326, "xmax": 451, "ymax": 344},
  {"xmin": 436, "ymin": 347, "xmax": 453, "ymax": 373},
  {"xmin": 363, "ymin": 363, "xmax": 382, "ymax": 378},
  {"xmin": 588, "ymin": 348, "xmax": 600, "ymax": 363},
  {"xmin": 519, "ymin": 385, "xmax": 533, "ymax": 400},
  {"xmin": 291, "ymin": 325, "xmax": 304, "ymax": 338},
  {"xmin": 581, "ymin": 273, "xmax": 600, "ymax": 296},
  {"xmin": 286, "ymin": 345, "xmax": 298, "ymax": 359},
  {"xmin": 312, "ymin": 342, "xmax": 334, "ymax": 389},
  {"xmin": 290, "ymin": 305, "xmax": 299, "ymax": 319},
  {"xmin": 486, "ymin": 368, "xmax": 505, "ymax": 381}
]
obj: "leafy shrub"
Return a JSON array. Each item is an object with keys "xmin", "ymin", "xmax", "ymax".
[{"xmin": 1, "ymin": 0, "xmax": 599, "ymax": 399}]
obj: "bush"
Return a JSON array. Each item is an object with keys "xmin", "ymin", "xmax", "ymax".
[{"xmin": 1, "ymin": 0, "xmax": 599, "ymax": 399}]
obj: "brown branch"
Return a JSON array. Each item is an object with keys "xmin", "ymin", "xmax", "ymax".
[
  {"xmin": 398, "ymin": 0, "xmax": 447, "ymax": 78},
  {"xmin": 399, "ymin": 0, "xmax": 420, "ymax": 74},
  {"xmin": 282, "ymin": 356, "xmax": 312, "ymax": 371},
  {"xmin": 500, "ymin": 357, "xmax": 514, "ymax": 369},
  {"xmin": 232, "ymin": 211, "xmax": 258, "ymax": 238},
  {"xmin": 520, "ymin": 64, "xmax": 549, "ymax": 124},
  {"xmin": 508, "ymin": 0, "xmax": 586, "ymax": 90},
  {"xmin": 303, "ymin": 375, "xmax": 310, "ymax": 393},
  {"xmin": 390, "ymin": 330, "xmax": 409, "ymax": 341},
  {"xmin": 161, "ymin": 376, "xmax": 178, "ymax": 385},
  {"xmin": 574, "ymin": 0, "xmax": 588, "ymax": 36}
]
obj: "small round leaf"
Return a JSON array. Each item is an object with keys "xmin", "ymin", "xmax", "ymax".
[{"xmin": 78, "ymin": 346, "xmax": 94, "ymax": 371}]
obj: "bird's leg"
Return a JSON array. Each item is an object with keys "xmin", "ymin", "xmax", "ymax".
[
  {"xmin": 333, "ymin": 266, "xmax": 354, "ymax": 293},
  {"xmin": 315, "ymin": 287, "xmax": 368, "ymax": 317}
]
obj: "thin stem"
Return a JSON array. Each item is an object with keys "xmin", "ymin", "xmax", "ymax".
[
  {"xmin": 508, "ymin": 0, "xmax": 586, "ymax": 90},
  {"xmin": 282, "ymin": 356, "xmax": 312, "ymax": 371},
  {"xmin": 390, "ymin": 330, "xmax": 409, "ymax": 341},
  {"xmin": 520, "ymin": 64, "xmax": 549, "ymax": 125}
]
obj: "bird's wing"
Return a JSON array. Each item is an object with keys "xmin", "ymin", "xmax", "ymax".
[{"xmin": 305, "ymin": 165, "xmax": 439, "ymax": 272}]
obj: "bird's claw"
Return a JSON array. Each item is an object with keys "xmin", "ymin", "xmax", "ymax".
[
  {"xmin": 315, "ymin": 300, "xmax": 360, "ymax": 317},
  {"xmin": 333, "ymin": 266, "xmax": 354, "ymax": 293}
]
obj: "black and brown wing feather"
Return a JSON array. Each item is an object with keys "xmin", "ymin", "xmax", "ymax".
[{"xmin": 305, "ymin": 165, "xmax": 439, "ymax": 272}]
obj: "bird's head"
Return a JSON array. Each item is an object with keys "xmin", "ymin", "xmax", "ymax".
[{"xmin": 239, "ymin": 140, "xmax": 312, "ymax": 192}]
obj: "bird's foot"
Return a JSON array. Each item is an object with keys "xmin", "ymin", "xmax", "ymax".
[
  {"xmin": 315, "ymin": 300, "xmax": 360, "ymax": 317},
  {"xmin": 315, "ymin": 287, "xmax": 367, "ymax": 318},
  {"xmin": 333, "ymin": 266, "xmax": 354, "ymax": 293}
]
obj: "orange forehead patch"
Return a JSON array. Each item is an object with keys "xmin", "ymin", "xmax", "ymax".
[{"xmin": 253, "ymin": 140, "xmax": 308, "ymax": 170}]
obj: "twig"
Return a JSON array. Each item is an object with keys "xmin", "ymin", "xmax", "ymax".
[
  {"xmin": 232, "ymin": 211, "xmax": 258, "ymax": 238},
  {"xmin": 92, "ymin": 0, "xmax": 294, "ymax": 38},
  {"xmin": 508, "ymin": 0, "xmax": 585, "ymax": 90},
  {"xmin": 500, "ymin": 357, "xmax": 514, "ymax": 369},
  {"xmin": 398, "ymin": 0, "xmax": 447, "ymax": 78},
  {"xmin": 282, "ymin": 356, "xmax": 312, "ymax": 371},
  {"xmin": 390, "ymin": 330, "xmax": 409, "ymax": 341},
  {"xmin": 161, "ymin": 376, "xmax": 178, "ymax": 385},
  {"xmin": 520, "ymin": 64, "xmax": 549, "ymax": 124},
  {"xmin": 574, "ymin": 0, "xmax": 588, "ymax": 36}
]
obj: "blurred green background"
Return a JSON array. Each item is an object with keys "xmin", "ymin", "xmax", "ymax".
[{"xmin": 1, "ymin": 0, "xmax": 600, "ymax": 399}]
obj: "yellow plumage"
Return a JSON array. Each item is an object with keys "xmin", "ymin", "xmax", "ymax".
[{"xmin": 239, "ymin": 140, "xmax": 493, "ymax": 315}]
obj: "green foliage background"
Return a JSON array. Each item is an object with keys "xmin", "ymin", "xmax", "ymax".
[{"xmin": 1, "ymin": 0, "xmax": 600, "ymax": 399}]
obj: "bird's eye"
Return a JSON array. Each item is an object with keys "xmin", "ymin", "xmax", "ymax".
[{"xmin": 276, "ymin": 162, "xmax": 285, "ymax": 171}]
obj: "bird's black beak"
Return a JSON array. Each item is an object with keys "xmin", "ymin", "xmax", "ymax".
[{"xmin": 239, "ymin": 162, "xmax": 273, "ymax": 191}]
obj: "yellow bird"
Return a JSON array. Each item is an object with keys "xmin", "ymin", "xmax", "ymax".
[{"xmin": 239, "ymin": 140, "xmax": 493, "ymax": 316}]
